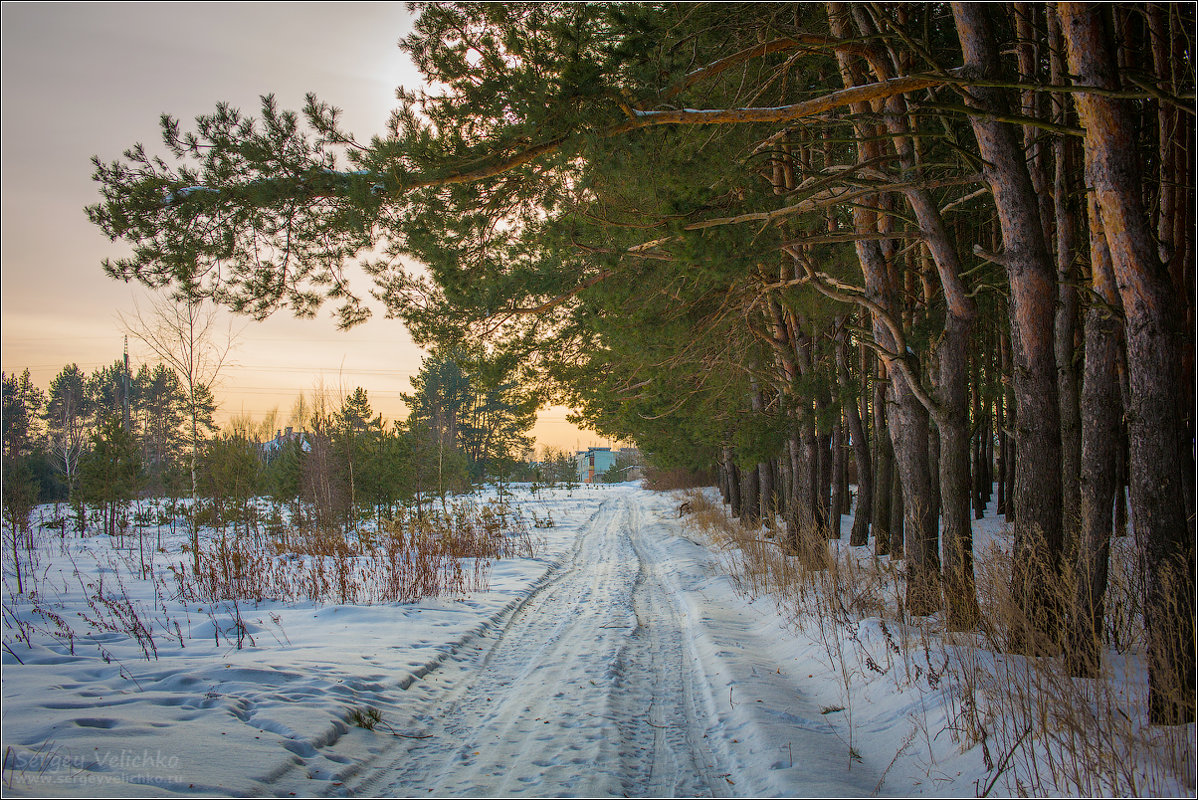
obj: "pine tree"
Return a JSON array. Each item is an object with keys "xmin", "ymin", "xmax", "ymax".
[
  {"xmin": 79, "ymin": 415, "xmax": 142, "ymax": 538},
  {"xmin": 335, "ymin": 387, "xmax": 384, "ymax": 526},
  {"xmin": 3, "ymin": 371, "xmax": 42, "ymax": 593}
]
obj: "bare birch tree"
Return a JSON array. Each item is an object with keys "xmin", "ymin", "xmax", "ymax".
[{"xmin": 121, "ymin": 294, "xmax": 237, "ymax": 568}]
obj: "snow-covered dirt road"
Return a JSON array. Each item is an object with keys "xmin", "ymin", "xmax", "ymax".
[
  {"xmin": 323, "ymin": 491, "xmax": 874, "ymax": 798},
  {"xmin": 4, "ymin": 486, "xmax": 892, "ymax": 798}
]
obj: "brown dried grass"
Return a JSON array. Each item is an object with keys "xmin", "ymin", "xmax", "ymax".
[{"xmin": 678, "ymin": 489, "xmax": 1194, "ymax": 796}]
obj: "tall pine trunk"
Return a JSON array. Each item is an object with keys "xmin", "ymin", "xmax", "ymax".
[
  {"xmin": 829, "ymin": 418, "xmax": 845, "ymax": 539},
  {"xmin": 889, "ymin": 461, "xmax": 905, "ymax": 560},
  {"xmin": 955, "ymin": 2, "xmax": 1063, "ymax": 651},
  {"xmin": 872, "ymin": 385, "xmax": 893, "ymax": 557},
  {"xmin": 939, "ymin": 313, "xmax": 980, "ymax": 628},
  {"xmin": 741, "ymin": 464, "xmax": 760, "ymax": 527},
  {"xmin": 724, "ymin": 448, "xmax": 741, "ymax": 518},
  {"xmin": 1061, "ymin": 1, "xmax": 1195, "ymax": 724},
  {"xmin": 828, "ymin": 2, "xmax": 940, "ymax": 614},
  {"xmin": 1048, "ymin": 5, "xmax": 1083, "ymax": 550},
  {"xmin": 1066, "ymin": 192, "xmax": 1122, "ymax": 678}
]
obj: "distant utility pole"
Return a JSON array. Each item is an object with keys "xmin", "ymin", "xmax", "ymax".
[{"xmin": 123, "ymin": 335, "xmax": 131, "ymax": 431}]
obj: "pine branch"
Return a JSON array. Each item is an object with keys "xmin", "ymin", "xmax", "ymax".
[{"xmin": 146, "ymin": 72, "xmax": 958, "ymax": 218}]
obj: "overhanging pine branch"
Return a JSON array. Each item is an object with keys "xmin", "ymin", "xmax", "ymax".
[{"xmin": 155, "ymin": 71, "xmax": 961, "ymax": 210}]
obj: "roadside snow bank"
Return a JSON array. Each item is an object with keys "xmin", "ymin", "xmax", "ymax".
[{"xmin": 669, "ymin": 485, "xmax": 1195, "ymax": 798}]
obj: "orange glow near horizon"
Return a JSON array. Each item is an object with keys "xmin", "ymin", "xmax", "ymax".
[{"xmin": 0, "ymin": 4, "xmax": 601, "ymax": 453}]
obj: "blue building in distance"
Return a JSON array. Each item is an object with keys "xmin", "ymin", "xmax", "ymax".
[
  {"xmin": 575, "ymin": 446, "xmax": 642, "ymax": 483},
  {"xmin": 576, "ymin": 447, "xmax": 616, "ymax": 483}
]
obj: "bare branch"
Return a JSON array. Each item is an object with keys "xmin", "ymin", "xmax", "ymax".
[
  {"xmin": 766, "ymin": 251, "xmax": 943, "ymax": 421},
  {"xmin": 780, "ymin": 230, "xmax": 925, "ymax": 248},
  {"xmin": 618, "ymin": 72, "xmax": 951, "ymax": 130}
]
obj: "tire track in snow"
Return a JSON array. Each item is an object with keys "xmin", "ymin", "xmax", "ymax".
[
  {"xmin": 343, "ymin": 494, "xmax": 728, "ymax": 797},
  {"xmin": 611, "ymin": 496, "xmax": 729, "ymax": 797}
]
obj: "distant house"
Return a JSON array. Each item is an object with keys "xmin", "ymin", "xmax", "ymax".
[
  {"xmin": 261, "ymin": 427, "xmax": 309, "ymax": 459},
  {"xmin": 576, "ymin": 447, "xmax": 615, "ymax": 483},
  {"xmin": 618, "ymin": 447, "xmax": 645, "ymax": 482}
]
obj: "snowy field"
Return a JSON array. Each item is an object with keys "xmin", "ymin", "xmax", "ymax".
[{"xmin": 2, "ymin": 483, "xmax": 1193, "ymax": 797}]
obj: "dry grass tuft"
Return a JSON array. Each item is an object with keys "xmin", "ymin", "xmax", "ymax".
[
  {"xmin": 178, "ymin": 498, "xmax": 539, "ymax": 606},
  {"xmin": 641, "ymin": 467, "xmax": 715, "ymax": 491},
  {"xmin": 952, "ymin": 538, "xmax": 1194, "ymax": 796}
]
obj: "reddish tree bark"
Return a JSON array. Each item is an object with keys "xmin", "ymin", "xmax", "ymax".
[
  {"xmin": 1048, "ymin": 5, "xmax": 1083, "ymax": 545},
  {"xmin": 1060, "ymin": 1, "xmax": 1195, "ymax": 724},
  {"xmin": 872, "ymin": 381, "xmax": 893, "ymax": 558},
  {"xmin": 828, "ymin": 2, "xmax": 941, "ymax": 616},
  {"xmin": 954, "ymin": 2, "xmax": 1064, "ymax": 650},
  {"xmin": 1066, "ymin": 192, "xmax": 1122, "ymax": 679}
]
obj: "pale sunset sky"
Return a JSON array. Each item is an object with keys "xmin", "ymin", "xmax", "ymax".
[{"xmin": 1, "ymin": 2, "xmax": 598, "ymax": 451}]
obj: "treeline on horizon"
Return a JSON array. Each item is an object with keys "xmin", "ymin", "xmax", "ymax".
[
  {"xmin": 0, "ymin": 345, "xmax": 568, "ymax": 531},
  {"xmin": 83, "ymin": 3, "xmax": 1194, "ymax": 722}
]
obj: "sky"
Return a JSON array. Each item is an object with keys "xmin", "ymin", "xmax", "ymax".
[{"xmin": 1, "ymin": 2, "xmax": 598, "ymax": 451}]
